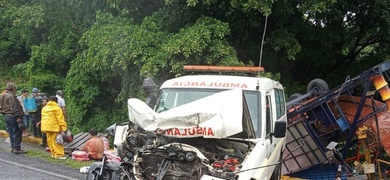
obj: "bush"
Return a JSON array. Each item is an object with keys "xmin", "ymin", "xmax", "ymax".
[{"xmin": 0, "ymin": 115, "xmax": 5, "ymax": 130}]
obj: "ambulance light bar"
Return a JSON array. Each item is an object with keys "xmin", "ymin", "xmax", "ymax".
[{"xmin": 183, "ymin": 65, "xmax": 264, "ymax": 73}]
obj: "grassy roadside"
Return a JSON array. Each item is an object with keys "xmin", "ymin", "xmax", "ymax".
[{"xmin": 26, "ymin": 149, "xmax": 94, "ymax": 169}]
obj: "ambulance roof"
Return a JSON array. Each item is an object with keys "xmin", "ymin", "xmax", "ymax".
[{"xmin": 160, "ymin": 75, "xmax": 283, "ymax": 91}]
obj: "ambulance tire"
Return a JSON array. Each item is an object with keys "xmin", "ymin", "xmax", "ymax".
[
  {"xmin": 270, "ymin": 150, "xmax": 283, "ymax": 180},
  {"xmin": 307, "ymin": 78, "xmax": 329, "ymax": 93}
]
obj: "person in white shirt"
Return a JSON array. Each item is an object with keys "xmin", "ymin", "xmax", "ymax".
[
  {"xmin": 56, "ymin": 90, "xmax": 66, "ymax": 121},
  {"xmin": 17, "ymin": 89, "xmax": 29, "ymax": 137}
]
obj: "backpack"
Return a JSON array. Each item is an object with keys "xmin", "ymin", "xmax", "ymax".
[{"xmin": 23, "ymin": 98, "xmax": 37, "ymax": 113}]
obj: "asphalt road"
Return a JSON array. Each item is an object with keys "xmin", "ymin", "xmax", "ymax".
[{"xmin": 0, "ymin": 137, "xmax": 87, "ymax": 180}]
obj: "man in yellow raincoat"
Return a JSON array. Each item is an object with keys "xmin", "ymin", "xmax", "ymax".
[{"xmin": 41, "ymin": 96, "xmax": 67, "ymax": 159}]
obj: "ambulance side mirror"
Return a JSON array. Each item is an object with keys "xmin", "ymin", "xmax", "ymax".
[{"xmin": 273, "ymin": 120, "xmax": 287, "ymax": 138}]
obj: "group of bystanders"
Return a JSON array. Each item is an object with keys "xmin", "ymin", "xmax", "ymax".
[
  {"xmin": 0, "ymin": 82, "xmax": 105, "ymax": 161},
  {"xmin": 0, "ymin": 82, "xmax": 68, "ymax": 159}
]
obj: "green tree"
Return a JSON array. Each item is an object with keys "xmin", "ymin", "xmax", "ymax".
[
  {"xmin": 267, "ymin": 0, "xmax": 390, "ymax": 88},
  {"xmin": 66, "ymin": 9, "xmax": 243, "ymax": 130},
  {"xmin": 0, "ymin": 1, "xmax": 44, "ymax": 67},
  {"xmin": 2, "ymin": 0, "xmax": 390, "ymax": 132}
]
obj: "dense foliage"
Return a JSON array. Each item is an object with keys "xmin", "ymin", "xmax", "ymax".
[{"xmin": 1, "ymin": 0, "xmax": 390, "ymax": 132}]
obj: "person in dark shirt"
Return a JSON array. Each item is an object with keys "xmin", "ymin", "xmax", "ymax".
[
  {"xmin": 0, "ymin": 82, "xmax": 27, "ymax": 154},
  {"xmin": 29, "ymin": 87, "xmax": 47, "ymax": 138},
  {"xmin": 36, "ymin": 97, "xmax": 49, "ymax": 147}
]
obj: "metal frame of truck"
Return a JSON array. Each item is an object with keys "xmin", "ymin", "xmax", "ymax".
[{"xmin": 283, "ymin": 60, "xmax": 390, "ymax": 177}]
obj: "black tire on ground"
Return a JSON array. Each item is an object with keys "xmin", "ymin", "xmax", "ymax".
[
  {"xmin": 288, "ymin": 93, "xmax": 303, "ymax": 102},
  {"xmin": 307, "ymin": 78, "xmax": 329, "ymax": 93}
]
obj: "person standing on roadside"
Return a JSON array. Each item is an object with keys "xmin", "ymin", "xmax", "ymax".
[
  {"xmin": 41, "ymin": 96, "xmax": 67, "ymax": 159},
  {"xmin": 0, "ymin": 82, "xmax": 27, "ymax": 154},
  {"xmin": 17, "ymin": 89, "xmax": 30, "ymax": 137},
  {"xmin": 55, "ymin": 90, "xmax": 66, "ymax": 121},
  {"xmin": 36, "ymin": 97, "xmax": 49, "ymax": 147},
  {"xmin": 30, "ymin": 87, "xmax": 46, "ymax": 138}
]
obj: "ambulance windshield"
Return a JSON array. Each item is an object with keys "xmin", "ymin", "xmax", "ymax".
[{"xmin": 155, "ymin": 88, "xmax": 261, "ymax": 135}]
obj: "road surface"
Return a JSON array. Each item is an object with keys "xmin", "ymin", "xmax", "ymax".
[{"xmin": 0, "ymin": 137, "xmax": 86, "ymax": 180}]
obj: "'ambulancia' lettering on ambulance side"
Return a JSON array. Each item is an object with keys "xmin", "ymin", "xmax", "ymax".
[
  {"xmin": 172, "ymin": 81, "xmax": 248, "ymax": 89},
  {"xmin": 155, "ymin": 127, "xmax": 215, "ymax": 137}
]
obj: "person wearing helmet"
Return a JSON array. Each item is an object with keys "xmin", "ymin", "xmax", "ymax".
[
  {"xmin": 0, "ymin": 82, "xmax": 27, "ymax": 154},
  {"xmin": 41, "ymin": 96, "xmax": 67, "ymax": 159}
]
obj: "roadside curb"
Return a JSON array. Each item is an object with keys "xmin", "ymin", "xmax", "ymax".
[
  {"xmin": 0, "ymin": 130, "xmax": 112, "ymax": 152},
  {"xmin": 0, "ymin": 130, "xmax": 42, "ymax": 144},
  {"xmin": 0, "ymin": 130, "xmax": 8, "ymax": 138}
]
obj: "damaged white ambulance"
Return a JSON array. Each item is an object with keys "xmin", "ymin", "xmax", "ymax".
[{"xmin": 121, "ymin": 70, "xmax": 287, "ymax": 180}]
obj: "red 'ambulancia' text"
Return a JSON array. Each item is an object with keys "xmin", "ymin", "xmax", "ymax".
[{"xmin": 156, "ymin": 127, "xmax": 215, "ymax": 137}]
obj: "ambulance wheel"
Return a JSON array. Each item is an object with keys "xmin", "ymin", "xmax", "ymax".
[{"xmin": 307, "ymin": 78, "xmax": 329, "ymax": 93}]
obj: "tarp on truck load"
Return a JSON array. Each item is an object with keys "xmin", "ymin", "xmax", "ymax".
[{"xmin": 332, "ymin": 96, "xmax": 390, "ymax": 156}]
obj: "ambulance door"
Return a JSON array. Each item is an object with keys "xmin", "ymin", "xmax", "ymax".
[{"xmin": 265, "ymin": 94, "xmax": 275, "ymax": 159}]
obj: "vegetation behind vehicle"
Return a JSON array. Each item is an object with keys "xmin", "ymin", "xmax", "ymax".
[{"xmin": 1, "ymin": 0, "xmax": 390, "ymax": 133}]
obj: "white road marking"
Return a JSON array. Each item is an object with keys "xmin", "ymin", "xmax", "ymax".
[{"xmin": 0, "ymin": 157, "xmax": 79, "ymax": 180}]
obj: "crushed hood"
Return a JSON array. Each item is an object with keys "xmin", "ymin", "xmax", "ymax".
[{"xmin": 127, "ymin": 89, "xmax": 255, "ymax": 139}]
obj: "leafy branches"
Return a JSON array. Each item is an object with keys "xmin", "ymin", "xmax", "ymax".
[{"xmin": 2, "ymin": 0, "xmax": 390, "ymax": 132}]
